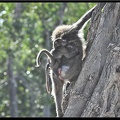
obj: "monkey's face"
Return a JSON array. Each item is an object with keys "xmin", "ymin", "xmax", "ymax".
[{"xmin": 54, "ymin": 38, "xmax": 67, "ymax": 48}]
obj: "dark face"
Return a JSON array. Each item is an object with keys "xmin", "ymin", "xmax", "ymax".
[{"xmin": 54, "ymin": 38, "xmax": 67, "ymax": 48}]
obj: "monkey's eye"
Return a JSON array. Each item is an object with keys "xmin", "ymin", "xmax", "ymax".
[{"xmin": 54, "ymin": 40, "xmax": 60, "ymax": 48}]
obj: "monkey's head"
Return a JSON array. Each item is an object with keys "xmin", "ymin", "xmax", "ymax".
[
  {"xmin": 51, "ymin": 24, "xmax": 80, "ymax": 49},
  {"xmin": 51, "ymin": 25, "xmax": 72, "ymax": 48}
]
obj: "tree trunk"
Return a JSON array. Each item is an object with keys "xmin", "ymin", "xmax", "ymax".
[
  {"xmin": 63, "ymin": 2, "xmax": 120, "ymax": 117},
  {"xmin": 57, "ymin": 3, "xmax": 67, "ymax": 25},
  {"xmin": 7, "ymin": 3, "xmax": 23, "ymax": 117},
  {"xmin": 7, "ymin": 54, "xmax": 18, "ymax": 117}
]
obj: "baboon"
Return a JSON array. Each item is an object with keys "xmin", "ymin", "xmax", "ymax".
[{"xmin": 36, "ymin": 5, "xmax": 96, "ymax": 117}]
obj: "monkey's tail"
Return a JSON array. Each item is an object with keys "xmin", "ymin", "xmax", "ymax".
[{"xmin": 35, "ymin": 49, "xmax": 55, "ymax": 67}]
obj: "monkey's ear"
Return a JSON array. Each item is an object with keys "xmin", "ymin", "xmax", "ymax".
[{"xmin": 54, "ymin": 39, "xmax": 61, "ymax": 48}]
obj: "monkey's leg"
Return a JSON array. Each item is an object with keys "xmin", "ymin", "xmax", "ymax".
[
  {"xmin": 52, "ymin": 75, "xmax": 64, "ymax": 117},
  {"xmin": 61, "ymin": 82, "xmax": 71, "ymax": 114}
]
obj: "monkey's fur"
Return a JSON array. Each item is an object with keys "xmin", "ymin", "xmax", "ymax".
[{"xmin": 36, "ymin": 6, "xmax": 96, "ymax": 117}]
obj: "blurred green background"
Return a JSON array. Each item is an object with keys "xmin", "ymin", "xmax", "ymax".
[{"xmin": 0, "ymin": 2, "xmax": 96, "ymax": 117}]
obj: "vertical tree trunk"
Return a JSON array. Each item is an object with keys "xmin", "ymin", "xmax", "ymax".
[
  {"xmin": 7, "ymin": 54, "xmax": 18, "ymax": 117},
  {"xmin": 7, "ymin": 3, "xmax": 22, "ymax": 117},
  {"xmin": 63, "ymin": 3, "xmax": 120, "ymax": 117},
  {"xmin": 57, "ymin": 3, "xmax": 67, "ymax": 25},
  {"xmin": 14, "ymin": 3, "xmax": 22, "ymax": 19}
]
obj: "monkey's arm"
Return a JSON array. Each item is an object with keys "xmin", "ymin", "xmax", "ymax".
[{"xmin": 72, "ymin": 5, "xmax": 96, "ymax": 31}]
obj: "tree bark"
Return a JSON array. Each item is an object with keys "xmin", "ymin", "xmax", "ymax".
[{"xmin": 63, "ymin": 2, "xmax": 120, "ymax": 117}]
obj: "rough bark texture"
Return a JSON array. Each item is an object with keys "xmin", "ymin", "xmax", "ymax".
[{"xmin": 63, "ymin": 3, "xmax": 120, "ymax": 117}]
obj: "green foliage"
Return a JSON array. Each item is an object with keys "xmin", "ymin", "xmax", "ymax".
[{"xmin": 0, "ymin": 2, "xmax": 96, "ymax": 117}]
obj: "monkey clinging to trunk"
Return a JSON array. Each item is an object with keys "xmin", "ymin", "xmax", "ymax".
[{"xmin": 36, "ymin": 5, "xmax": 96, "ymax": 117}]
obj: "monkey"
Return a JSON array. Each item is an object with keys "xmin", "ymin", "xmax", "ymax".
[{"xmin": 36, "ymin": 5, "xmax": 96, "ymax": 117}]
